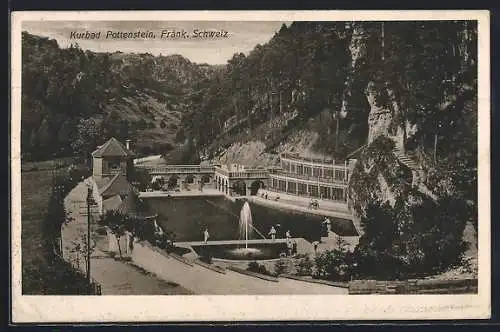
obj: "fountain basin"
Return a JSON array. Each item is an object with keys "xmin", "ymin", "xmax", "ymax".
[{"xmin": 191, "ymin": 243, "xmax": 287, "ymax": 261}]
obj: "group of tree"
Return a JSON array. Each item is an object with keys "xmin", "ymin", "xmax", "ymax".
[
  {"xmin": 21, "ymin": 32, "xmax": 216, "ymax": 162},
  {"xmin": 180, "ymin": 22, "xmax": 354, "ymax": 158},
  {"xmin": 306, "ymin": 191, "xmax": 471, "ymax": 282},
  {"xmin": 99, "ymin": 209, "xmax": 176, "ymax": 259},
  {"xmin": 179, "ymin": 21, "xmax": 476, "ymax": 163}
]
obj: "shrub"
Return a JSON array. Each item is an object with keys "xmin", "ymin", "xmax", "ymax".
[
  {"xmin": 199, "ymin": 251, "xmax": 213, "ymax": 264},
  {"xmin": 247, "ymin": 261, "xmax": 272, "ymax": 276},
  {"xmin": 128, "ymin": 168, "xmax": 152, "ymax": 191},
  {"xmin": 295, "ymin": 254, "xmax": 314, "ymax": 276},
  {"xmin": 313, "ymin": 249, "xmax": 353, "ymax": 282},
  {"xmin": 247, "ymin": 261, "xmax": 260, "ymax": 272},
  {"xmin": 274, "ymin": 258, "xmax": 289, "ymax": 276},
  {"xmin": 352, "ymin": 196, "xmax": 468, "ymax": 280},
  {"xmin": 67, "ymin": 164, "xmax": 91, "ymax": 185},
  {"xmin": 151, "ymin": 177, "xmax": 165, "ymax": 191},
  {"xmin": 134, "ymin": 219, "xmax": 157, "ymax": 243},
  {"xmin": 155, "ymin": 232, "xmax": 176, "ymax": 251},
  {"xmin": 167, "ymin": 175, "xmax": 179, "ymax": 189}
]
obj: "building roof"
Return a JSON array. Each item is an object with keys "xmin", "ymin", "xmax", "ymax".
[
  {"xmin": 102, "ymin": 194, "xmax": 123, "ymax": 213},
  {"xmin": 117, "ymin": 186, "xmax": 156, "ymax": 219},
  {"xmin": 117, "ymin": 189, "xmax": 138, "ymax": 216},
  {"xmin": 91, "ymin": 137, "xmax": 135, "ymax": 158},
  {"xmin": 98, "ymin": 173, "xmax": 134, "ymax": 198}
]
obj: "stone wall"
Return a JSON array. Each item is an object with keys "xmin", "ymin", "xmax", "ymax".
[{"xmin": 348, "ymin": 278, "xmax": 478, "ymax": 294}]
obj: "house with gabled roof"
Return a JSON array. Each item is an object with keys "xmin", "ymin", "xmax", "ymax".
[
  {"xmin": 92, "ymin": 137, "xmax": 135, "ymax": 182},
  {"xmin": 87, "ymin": 137, "xmax": 158, "ymax": 256},
  {"xmin": 88, "ymin": 137, "xmax": 136, "ymax": 214}
]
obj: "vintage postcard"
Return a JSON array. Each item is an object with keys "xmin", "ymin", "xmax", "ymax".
[{"xmin": 11, "ymin": 10, "xmax": 491, "ymax": 322}]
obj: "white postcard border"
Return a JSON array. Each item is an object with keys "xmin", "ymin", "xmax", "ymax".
[{"xmin": 10, "ymin": 10, "xmax": 491, "ymax": 322}]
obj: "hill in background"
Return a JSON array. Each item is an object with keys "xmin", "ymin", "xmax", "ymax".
[{"xmin": 21, "ymin": 32, "xmax": 218, "ymax": 162}]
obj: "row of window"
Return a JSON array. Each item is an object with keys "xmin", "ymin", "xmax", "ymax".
[
  {"xmin": 280, "ymin": 161, "xmax": 348, "ymax": 181},
  {"xmin": 270, "ymin": 178, "xmax": 347, "ymax": 201}
]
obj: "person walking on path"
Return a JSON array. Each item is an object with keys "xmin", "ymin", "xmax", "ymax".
[
  {"xmin": 203, "ymin": 228, "xmax": 210, "ymax": 244},
  {"xmin": 268, "ymin": 226, "xmax": 276, "ymax": 241},
  {"xmin": 275, "ymin": 224, "xmax": 281, "ymax": 238},
  {"xmin": 323, "ymin": 217, "xmax": 332, "ymax": 234},
  {"xmin": 312, "ymin": 240, "xmax": 319, "ymax": 254},
  {"xmin": 287, "ymin": 239, "xmax": 293, "ymax": 257}
]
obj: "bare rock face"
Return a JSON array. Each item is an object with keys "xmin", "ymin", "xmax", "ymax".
[
  {"xmin": 365, "ymin": 81, "xmax": 395, "ymax": 146},
  {"xmin": 341, "ymin": 23, "xmax": 370, "ymax": 117},
  {"xmin": 348, "ymin": 23, "xmax": 369, "ymax": 69},
  {"xmin": 365, "ymin": 81, "xmax": 413, "ymax": 152}
]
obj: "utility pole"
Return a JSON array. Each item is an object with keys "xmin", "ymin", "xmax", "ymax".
[
  {"xmin": 381, "ymin": 22, "xmax": 385, "ymax": 62},
  {"xmin": 86, "ymin": 186, "xmax": 92, "ymax": 287},
  {"xmin": 85, "ymin": 184, "xmax": 97, "ymax": 291}
]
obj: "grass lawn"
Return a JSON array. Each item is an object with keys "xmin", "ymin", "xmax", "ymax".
[
  {"xmin": 21, "ymin": 161, "xmax": 91, "ymax": 294},
  {"xmin": 21, "ymin": 158, "xmax": 195, "ymax": 295}
]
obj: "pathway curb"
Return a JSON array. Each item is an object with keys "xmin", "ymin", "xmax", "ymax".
[
  {"xmin": 193, "ymin": 259, "xmax": 227, "ymax": 274},
  {"xmin": 280, "ymin": 274, "xmax": 349, "ymax": 288},
  {"xmin": 169, "ymin": 252, "xmax": 195, "ymax": 267},
  {"xmin": 227, "ymin": 266, "xmax": 279, "ymax": 282}
]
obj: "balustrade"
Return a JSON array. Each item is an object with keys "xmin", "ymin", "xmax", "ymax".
[
  {"xmin": 269, "ymin": 169, "xmax": 349, "ymax": 186},
  {"xmin": 281, "ymin": 153, "xmax": 349, "ymax": 167},
  {"xmin": 143, "ymin": 165, "xmax": 215, "ymax": 174},
  {"xmin": 214, "ymin": 167, "xmax": 268, "ymax": 179}
]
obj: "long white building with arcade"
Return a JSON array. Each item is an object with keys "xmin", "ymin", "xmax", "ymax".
[{"xmin": 135, "ymin": 152, "xmax": 356, "ymax": 205}]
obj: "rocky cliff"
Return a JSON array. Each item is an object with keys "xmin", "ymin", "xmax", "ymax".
[{"xmin": 345, "ymin": 21, "xmax": 477, "ymax": 244}]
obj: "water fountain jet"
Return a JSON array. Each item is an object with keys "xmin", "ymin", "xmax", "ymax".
[
  {"xmin": 192, "ymin": 201, "xmax": 286, "ymax": 261},
  {"xmin": 239, "ymin": 201, "xmax": 253, "ymax": 248},
  {"xmin": 227, "ymin": 201, "xmax": 262, "ymax": 257}
]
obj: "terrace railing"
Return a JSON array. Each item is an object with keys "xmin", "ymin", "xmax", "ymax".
[
  {"xmin": 214, "ymin": 166, "xmax": 269, "ymax": 179},
  {"xmin": 280, "ymin": 153, "xmax": 350, "ymax": 167},
  {"xmin": 268, "ymin": 169, "xmax": 349, "ymax": 186},
  {"xmin": 144, "ymin": 165, "xmax": 215, "ymax": 174}
]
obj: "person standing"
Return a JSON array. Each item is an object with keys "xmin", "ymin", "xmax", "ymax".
[
  {"xmin": 287, "ymin": 239, "xmax": 293, "ymax": 257},
  {"xmin": 204, "ymin": 228, "xmax": 210, "ymax": 244},
  {"xmin": 324, "ymin": 217, "xmax": 331, "ymax": 234},
  {"xmin": 313, "ymin": 240, "xmax": 319, "ymax": 254},
  {"xmin": 275, "ymin": 223, "xmax": 281, "ymax": 238},
  {"xmin": 269, "ymin": 226, "xmax": 276, "ymax": 241},
  {"xmin": 285, "ymin": 230, "xmax": 291, "ymax": 240}
]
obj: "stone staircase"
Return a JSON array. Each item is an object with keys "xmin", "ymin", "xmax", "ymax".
[
  {"xmin": 393, "ymin": 148, "xmax": 420, "ymax": 171},
  {"xmin": 392, "ymin": 148, "xmax": 438, "ymax": 202}
]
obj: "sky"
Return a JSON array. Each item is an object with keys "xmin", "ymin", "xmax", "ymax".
[{"xmin": 22, "ymin": 21, "xmax": 289, "ymax": 65}]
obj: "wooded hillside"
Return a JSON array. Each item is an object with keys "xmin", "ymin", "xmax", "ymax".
[
  {"xmin": 21, "ymin": 32, "xmax": 217, "ymax": 161},
  {"xmin": 181, "ymin": 21, "xmax": 477, "ymax": 165}
]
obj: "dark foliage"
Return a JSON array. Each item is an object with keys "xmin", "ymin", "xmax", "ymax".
[
  {"xmin": 25, "ymin": 162, "xmax": 93, "ymax": 294},
  {"xmin": 352, "ymin": 196, "xmax": 468, "ymax": 279},
  {"xmin": 21, "ymin": 32, "xmax": 216, "ymax": 161},
  {"xmin": 128, "ymin": 168, "xmax": 152, "ymax": 191},
  {"xmin": 247, "ymin": 261, "xmax": 273, "ymax": 276}
]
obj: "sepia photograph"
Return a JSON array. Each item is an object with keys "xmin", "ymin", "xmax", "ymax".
[{"xmin": 10, "ymin": 10, "xmax": 490, "ymax": 322}]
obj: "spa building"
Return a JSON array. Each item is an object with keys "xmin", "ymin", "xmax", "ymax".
[{"xmin": 267, "ymin": 153, "xmax": 357, "ymax": 203}]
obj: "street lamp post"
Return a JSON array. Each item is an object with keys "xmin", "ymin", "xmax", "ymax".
[{"xmin": 85, "ymin": 184, "xmax": 97, "ymax": 290}]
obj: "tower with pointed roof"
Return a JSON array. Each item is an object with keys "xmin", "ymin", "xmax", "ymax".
[{"xmin": 91, "ymin": 137, "xmax": 135, "ymax": 182}]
